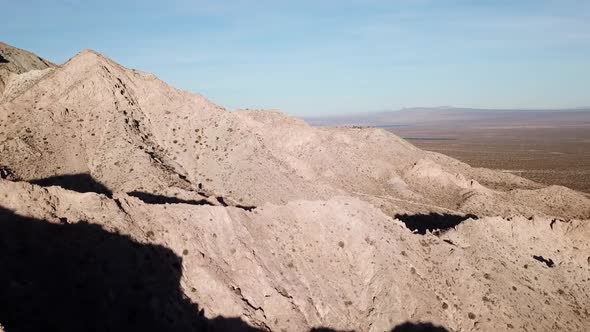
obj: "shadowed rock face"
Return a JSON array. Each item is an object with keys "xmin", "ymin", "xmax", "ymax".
[
  {"xmin": 0, "ymin": 206, "xmax": 451, "ymax": 332},
  {"xmin": 127, "ymin": 191, "xmax": 214, "ymax": 206},
  {"xmin": 0, "ymin": 166, "xmax": 16, "ymax": 180},
  {"xmin": 309, "ymin": 324, "xmax": 449, "ymax": 332},
  {"xmin": 394, "ymin": 213, "xmax": 478, "ymax": 235},
  {"xmin": 390, "ymin": 323, "xmax": 450, "ymax": 332},
  {"xmin": 0, "ymin": 207, "xmax": 205, "ymax": 331},
  {"xmin": 29, "ymin": 173, "xmax": 113, "ymax": 196}
]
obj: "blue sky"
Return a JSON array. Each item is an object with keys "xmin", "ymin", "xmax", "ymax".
[{"xmin": 3, "ymin": 0, "xmax": 590, "ymax": 116}]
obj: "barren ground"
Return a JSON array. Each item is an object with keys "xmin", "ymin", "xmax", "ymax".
[{"xmin": 388, "ymin": 126, "xmax": 590, "ymax": 193}]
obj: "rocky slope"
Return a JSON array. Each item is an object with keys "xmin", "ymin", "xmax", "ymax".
[
  {"xmin": 1, "ymin": 43, "xmax": 589, "ymax": 331},
  {"xmin": 1, "ymin": 180, "xmax": 588, "ymax": 331},
  {"xmin": 0, "ymin": 42, "xmax": 55, "ymax": 101}
]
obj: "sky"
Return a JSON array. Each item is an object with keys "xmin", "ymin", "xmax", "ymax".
[{"xmin": 2, "ymin": 0, "xmax": 590, "ymax": 116}]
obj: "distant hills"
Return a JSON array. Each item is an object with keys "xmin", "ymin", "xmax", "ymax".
[{"xmin": 304, "ymin": 106, "xmax": 590, "ymax": 128}]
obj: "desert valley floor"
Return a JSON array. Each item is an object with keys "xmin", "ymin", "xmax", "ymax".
[{"xmin": 389, "ymin": 126, "xmax": 590, "ymax": 194}]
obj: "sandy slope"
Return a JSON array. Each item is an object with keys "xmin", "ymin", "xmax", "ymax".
[
  {"xmin": 0, "ymin": 42, "xmax": 55, "ymax": 100},
  {"xmin": 1, "ymin": 43, "xmax": 589, "ymax": 331}
]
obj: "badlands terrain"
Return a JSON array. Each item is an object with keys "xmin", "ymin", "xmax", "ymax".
[{"xmin": 1, "ymin": 42, "xmax": 589, "ymax": 331}]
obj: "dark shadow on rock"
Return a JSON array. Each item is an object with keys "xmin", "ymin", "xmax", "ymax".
[
  {"xmin": 309, "ymin": 322, "xmax": 450, "ymax": 332},
  {"xmin": 127, "ymin": 191, "xmax": 215, "ymax": 206},
  {"xmin": 29, "ymin": 173, "xmax": 112, "ymax": 197},
  {"xmin": 234, "ymin": 204, "xmax": 256, "ymax": 212},
  {"xmin": 0, "ymin": 54, "xmax": 8, "ymax": 64},
  {"xmin": 0, "ymin": 206, "xmax": 261, "ymax": 332},
  {"xmin": 394, "ymin": 213, "xmax": 478, "ymax": 235},
  {"xmin": 0, "ymin": 205, "xmax": 452, "ymax": 332},
  {"xmin": 390, "ymin": 322, "xmax": 450, "ymax": 332},
  {"xmin": 533, "ymin": 255, "xmax": 555, "ymax": 268},
  {"xmin": 215, "ymin": 196, "xmax": 257, "ymax": 212},
  {"xmin": 0, "ymin": 165, "xmax": 17, "ymax": 180},
  {"xmin": 129, "ymin": 191, "xmax": 257, "ymax": 212}
]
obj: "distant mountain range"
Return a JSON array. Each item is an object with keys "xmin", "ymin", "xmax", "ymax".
[{"xmin": 304, "ymin": 106, "xmax": 590, "ymax": 128}]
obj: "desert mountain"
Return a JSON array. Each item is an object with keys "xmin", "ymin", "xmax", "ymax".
[
  {"xmin": 1, "ymin": 44, "xmax": 589, "ymax": 331},
  {"xmin": 1, "ymin": 48, "xmax": 588, "ymax": 219}
]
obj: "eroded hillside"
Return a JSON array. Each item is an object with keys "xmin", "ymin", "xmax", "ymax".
[{"xmin": 1, "ymin": 43, "xmax": 589, "ymax": 331}]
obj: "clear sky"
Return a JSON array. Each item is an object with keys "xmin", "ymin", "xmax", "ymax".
[{"xmin": 3, "ymin": 0, "xmax": 590, "ymax": 116}]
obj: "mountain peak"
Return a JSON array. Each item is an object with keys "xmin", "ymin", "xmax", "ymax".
[
  {"xmin": 68, "ymin": 48, "xmax": 111, "ymax": 65},
  {"xmin": 59, "ymin": 48, "xmax": 127, "ymax": 80},
  {"xmin": 77, "ymin": 48, "xmax": 104, "ymax": 58}
]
